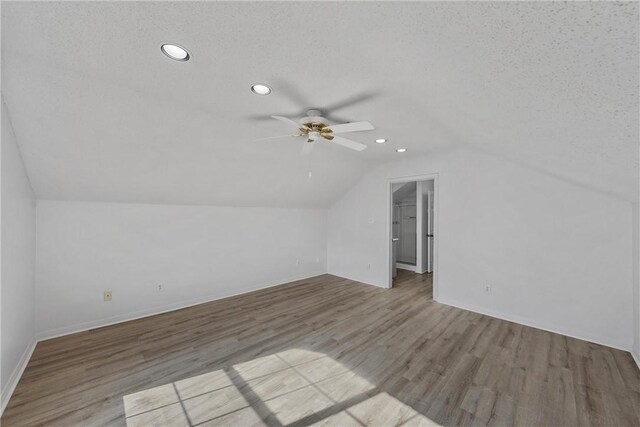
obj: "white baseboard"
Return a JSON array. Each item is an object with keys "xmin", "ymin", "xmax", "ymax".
[
  {"xmin": 1, "ymin": 338, "xmax": 37, "ymax": 415},
  {"xmin": 326, "ymin": 272, "xmax": 386, "ymax": 289},
  {"xmin": 396, "ymin": 263, "xmax": 417, "ymax": 272},
  {"xmin": 438, "ymin": 296, "xmax": 631, "ymax": 353},
  {"xmin": 3, "ymin": 272, "xmax": 327, "ymax": 415},
  {"xmin": 7, "ymin": 272, "xmax": 637, "ymax": 418},
  {"xmin": 633, "ymin": 351, "xmax": 640, "ymax": 371},
  {"xmin": 327, "ymin": 276, "xmax": 631, "ymax": 353},
  {"xmin": 37, "ymin": 271, "xmax": 327, "ymax": 341}
]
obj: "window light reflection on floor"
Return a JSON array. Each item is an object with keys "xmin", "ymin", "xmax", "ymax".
[{"xmin": 123, "ymin": 348, "xmax": 440, "ymax": 426}]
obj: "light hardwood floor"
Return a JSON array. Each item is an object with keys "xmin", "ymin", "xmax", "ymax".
[{"xmin": 2, "ymin": 272, "xmax": 639, "ymax": 426}]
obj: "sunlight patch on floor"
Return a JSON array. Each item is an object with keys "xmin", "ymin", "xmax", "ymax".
[{"xmin": 123, "ymin": 348, "xmax": 440, "ymax": 426}]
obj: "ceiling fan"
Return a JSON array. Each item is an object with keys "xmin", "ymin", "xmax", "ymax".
[{"xmin": 261, "ymin": 110, "xmax": 374, "ymax": 154}]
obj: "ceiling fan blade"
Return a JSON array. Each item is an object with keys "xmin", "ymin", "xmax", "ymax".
[
  {"xmin": 301, "ymin": 141, "xmax": 315, "ymax": 156},
  {"xmin": 271, "ymin": 115, "xmax": 301, "ymax": 129},
  {"xmin": 329, "ymin": 135, "xmax": 367, "ymax": 151},
  {"xmin": 328, "ymin": 121, "xmax": 374, "ymax": 134}
]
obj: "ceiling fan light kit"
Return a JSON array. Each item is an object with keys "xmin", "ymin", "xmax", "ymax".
[{"xmin": 268, "ymin": 110, "xmax": 374, "ymax": 153}]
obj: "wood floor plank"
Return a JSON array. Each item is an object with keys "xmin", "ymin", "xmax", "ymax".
[{"xmin": 2, "ymin": 270, "xmax": 639, "ymax": 426}]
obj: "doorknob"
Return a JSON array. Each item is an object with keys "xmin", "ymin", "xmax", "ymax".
[{"xmin": 392, "ymin": 238, "xmax": 399, "ymax": 242}]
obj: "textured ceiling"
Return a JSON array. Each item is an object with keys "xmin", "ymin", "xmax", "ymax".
[{"xmin": 2, "ymin": 1, "xmax": 638, "ymax": 207}]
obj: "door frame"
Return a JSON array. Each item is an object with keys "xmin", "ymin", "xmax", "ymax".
[{"xmin": 387, "ymin": 173, "xmax": 440, "ymax": 300}]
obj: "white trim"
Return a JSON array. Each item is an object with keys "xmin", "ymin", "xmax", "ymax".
[
  {"xmin": 329, "ymin": 273, "xmax": 386, "ymax": 289},
  {"xmin": 396, "ymin": 262, "xmax": 417, "ymax": 272},
  {"xmin": 2, "ymin": 273, "xmax": 327, "ymax": 414},
  {"xmin": 633, "ymin": 351, "xmax": 640, "ymax": 371},
  {"xmin": 438, "ymin": 296, "xmax": 631, "ymax": 353},
  {"xmin": 1, "ymin": 338, "xmax": 37, "ymax": 415},
  {"xmin": 2, "ymin": 273, "xmax": 325, "ymax": 414},
  {"xmin": 37, "ymin": 272, "xmax": 326, "ymax": 341},
  {"xmin": 387, "ymin": 174, "xmax": 439, "ymax": 301},
  {"xmin": 416, "ymin": 182, "xmax": 424, "ymax": 275},
  {"xmin": 3, "ymin": 273, "xmax": 637, "ymax": 416},
  {"xmin": 333, "ymin": 274, "xmax": 635, "ymax": 354}
]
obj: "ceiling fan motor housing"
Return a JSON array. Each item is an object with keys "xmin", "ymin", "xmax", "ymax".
[
  {"xmin": 300, "ymin": 109, "xmax": 329, "ymax": 127},
  {"xmin": 270, "ymin": 113, "xmax": 371, "ymax": 151},
  {"xmin": 300, "ymin": 123, "xmax": 334, "ymax": 141}
]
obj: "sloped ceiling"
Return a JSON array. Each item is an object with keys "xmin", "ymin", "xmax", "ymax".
[
  {"xmin": 1, "ymin": 1, "xmax": 638, "ymax": 207},
  {"xmin": 393, "ymin": 182, "xmax": 417, "ymax": 204}
]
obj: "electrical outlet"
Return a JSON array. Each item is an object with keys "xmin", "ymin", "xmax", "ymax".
[
  {"xmin": 367, "ymin": 263, "xmax": 371, "ymax": 270},
  {"xmin": 296, "ymin": 259, "xmax": 301, "ymax": 266},
  {"xmin": 485, "ymin": 285, "xmax": 491, "ymax": 294},
  {"xmin": 104, "ymin": 291, "xmax": 112, "ymax": 301},
  {"xmin": 156, "ymin": 284, "xmax": 164, "ymax": 292}
]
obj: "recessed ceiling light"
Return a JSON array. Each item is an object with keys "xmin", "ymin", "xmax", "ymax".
[
  {"xmin": 375, "ymin": 138, "xmax": 387, "ymax": 144},
  {"xmin": 161, "ymin": 43, "xmax": 190, "ymax": 61},
  {"xmin": 396, "ymin": 148, "xmax": 407, "ymax": 153},
  {"xmin": 251, "ymin": 84, "xmax": 272, "ymax": 95}
]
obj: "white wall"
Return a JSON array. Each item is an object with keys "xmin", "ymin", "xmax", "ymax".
[
  {"xmin": 1, "ymin": 98, "xmax": 37, "ymax": 411},
  {"xmin": 632, "ymin": 202, "xmax": 639, "ymax": 365},
  {"xmin": 328, "ymin": 148, "xmax": 634, "ymax": 350},
  {"xmin": 35, "ymin": 201, "xmax": 327, "ymax": 338}
]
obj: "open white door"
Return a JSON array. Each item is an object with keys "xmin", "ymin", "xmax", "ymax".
[
  {"xmin": 392, "ymin": 205, "xmax": 399, "ymax": 278},
  {"xmin": 417, "ymin": 181, "xmax": 427, "ymax": 273},
  {"xmin": 426, "ymin": 190, "xmax": 434, "ymax": 273}
]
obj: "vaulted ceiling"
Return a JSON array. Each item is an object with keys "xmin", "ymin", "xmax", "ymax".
[{"xmin": 2, "ymin": 2, "xmax": 638, "ymax": 207}]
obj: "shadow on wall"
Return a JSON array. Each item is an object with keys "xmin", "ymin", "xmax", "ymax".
[{"xmin": 123, "ymin": 349, "xmax": 439, "ymax": 426}]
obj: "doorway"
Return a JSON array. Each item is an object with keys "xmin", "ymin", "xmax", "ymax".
[
  {"xmin": 388, "ymin": 175, "xmax": 438, "ymax": 299},
  {"xmin": 397, "ymin": 204, "xmax": 417, "ymax": 265}
]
